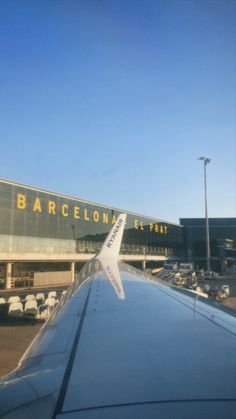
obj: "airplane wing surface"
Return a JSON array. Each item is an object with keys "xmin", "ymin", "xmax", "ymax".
[{"xmin": 0, "ymin": 214, "xmax": 236, "ymax": 418}]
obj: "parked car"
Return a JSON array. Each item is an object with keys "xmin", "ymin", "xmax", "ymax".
[{"xmin": 204, "ymin": 271, "xmax": 216, "ymax": 280}]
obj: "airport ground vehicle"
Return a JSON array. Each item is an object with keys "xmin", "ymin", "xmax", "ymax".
[
  {"xmin": 0, "ymin": 215, "xmax": 236, "ymax": 418},
  {"xmin": 179, "ymin": 262, "xmax": 194, "ymax": 274},
  {"xmin": 163, "ymin": 261, "xmax": 179, "ymax": 271},
  {"xmin": 204, "ymin": 270, "xmax": 217, "ymax": 279}
]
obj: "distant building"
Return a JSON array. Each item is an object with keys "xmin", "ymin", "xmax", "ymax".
[
  {"xmin": 180, "ymin": 218, "xmax": 236, "ymax": 272},
  {"xmin": 0, "ymin": 179, "xmax": 183, "ymax": 288},
  {"xmin": 1, "ymin": 179, "xmax": 235, "ymax": 290}
]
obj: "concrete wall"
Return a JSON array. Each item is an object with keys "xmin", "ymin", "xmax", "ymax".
[{"xmin": 34, "ymin": 270, "xmax": 72, "ymax": 286}]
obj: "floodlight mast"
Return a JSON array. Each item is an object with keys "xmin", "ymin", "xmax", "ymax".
[{"xmin": 198, "ymin": 156, "xmax": 211, "ymax": 271}]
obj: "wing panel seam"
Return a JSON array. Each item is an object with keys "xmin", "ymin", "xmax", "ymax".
[{"xmin": 53, "ymin": 279, "xmax": 93, "ymax": 417}]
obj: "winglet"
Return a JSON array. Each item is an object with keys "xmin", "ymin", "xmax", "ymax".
[{"xmin": 97, "ymin": 213, "xmax": 127, "ymax": 260}]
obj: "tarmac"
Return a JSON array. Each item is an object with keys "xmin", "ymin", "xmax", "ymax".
[
  {"xmin": 0, "ymin": 317, "xmax": 42, "ymax": 377},
  {"xmin": 0, "ymin": 285, "xmax": 67, "ymax": 377},
  {"xmin": 202, "ymin": 276, "xmax": 236, "ymax": 311},
  {"xmin": 0, "ymin": 275, "xmax": 235, "ymax": 378}
]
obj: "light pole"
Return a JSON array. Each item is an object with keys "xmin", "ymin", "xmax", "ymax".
[{"xmin": 198, "ymin": 156, "xmax": 211, "ymax": 272}]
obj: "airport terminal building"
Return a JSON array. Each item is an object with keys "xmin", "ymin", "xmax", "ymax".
[
  {"xmin": 1, "ymin": 179, "xmax": 235, "ymax": 289},
  {"xmin": 0, "ymin": 179, "xmax": 184, "ymax": 288},
  {"xmin": 180, "ymin": 217, "xmax": 236, "ymax": 273}
]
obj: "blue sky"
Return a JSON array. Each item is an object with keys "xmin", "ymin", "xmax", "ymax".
[{"xmin": 1, "ymin": 0, "xmax": 235, "ymax": 223}]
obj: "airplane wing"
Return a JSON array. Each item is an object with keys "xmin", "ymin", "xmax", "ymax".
[{"xmin": 0, "ymin": 214, "xmax": 236, "ymax": 418}]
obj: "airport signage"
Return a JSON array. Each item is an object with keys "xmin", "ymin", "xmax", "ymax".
[{"xmin": 16, "ymin": 193, "xmax": 168, "ymax": 235}]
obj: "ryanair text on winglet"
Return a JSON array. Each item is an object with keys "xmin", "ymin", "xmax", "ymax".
[
  {"xmin": 15, "ymin": 193, "xmax": 168, "ymax": 235},
  {"xmin": 106, "ymin": 218, "xmax": 124, "ymax": 248}
]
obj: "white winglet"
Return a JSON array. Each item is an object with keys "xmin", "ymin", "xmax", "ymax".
[{"xmin": 97, "ymin": 213, "xmax": 127, "ymax": 260}]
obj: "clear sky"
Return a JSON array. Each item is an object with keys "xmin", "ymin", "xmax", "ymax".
[{"xmin": 1, "ymin": 0, "xmax": 235, "ymax": 223}]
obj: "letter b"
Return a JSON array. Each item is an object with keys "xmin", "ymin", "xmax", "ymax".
[{"xmin": 17, "ymin": 194, "xmax": 26, "ymax": 209}]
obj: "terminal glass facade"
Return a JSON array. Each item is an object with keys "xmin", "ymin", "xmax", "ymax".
[
  {"xmin": 180, "ymin": 218, "xmax": 236, "ymax": 272},
  {"xmin": 0, "ymin": 180, "xmax": 184, "ymax": 260}
]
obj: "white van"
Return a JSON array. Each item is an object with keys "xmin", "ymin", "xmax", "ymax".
[
  {"xmin": 179, "ymin": 263, "xmax": 193, "ymax": 274},
  {"xmin": 163, "ymin": 262, "xmax": 179, "ymax": 272}
]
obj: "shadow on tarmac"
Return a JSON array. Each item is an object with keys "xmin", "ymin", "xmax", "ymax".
[{"xmin": 0, "ymin": 316, "xmax": 44, "ymax": 327}]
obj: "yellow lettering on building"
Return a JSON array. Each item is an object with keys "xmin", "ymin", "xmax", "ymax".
[
  {"xmin": 48, "ymin": 201, "xmax": 56, "ymax": 215},
  {"xmin": 33, "ymin": 198, "xmax": 42, "ymax": 213},
  {"xmin": 93, "ymin": 211, "xmax": 99, "ymax": 222},
  {"xmin": 61, "ymin": 204, "xmax": 69, "ymax": 217},
  {"xmin": 103, "ymin": 213, "xmax": 109, "ymax": 224},
  {"xmin": 155, "ymin": 224, "xmax": 159, "ymax": 233},
  {"xmin": 84, "ymin": 208, "xmax": 90, "ymax": 221},
  {"xmin": 140, "ymin": 221, "xmax": 144, "ymax": 231},
  {"xmin": 112, "ymin": 214, "xmax": 116, "ymax": 225},
  {"xmin": 160, "ymin": 225, "xmax": 164, "ymax": 234},
  {"xmin": 134, "ymin": 219, "xmax": 139, "ymax": 229},
  {"xmin": 164, "ymin": 226, "xmax": 168, "ymax": 234},
  {"xmin": 17, "ymin": 193, "xmax": 26, "ymax": 209},
  {"xmin": 149, "ymin": 223, "xmax": 153, "ymax": 232},
  {"xmin": 74, "ymin": 206, "xmax": 80, "ymax": 219}
]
